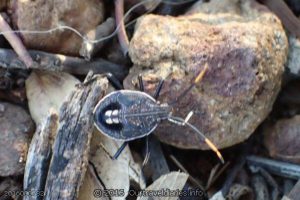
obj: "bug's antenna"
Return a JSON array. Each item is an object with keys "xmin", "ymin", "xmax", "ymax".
[
  {"xmin": 168, "ymin": 112, "xmax": 224, "ymax": 164},
  {"xmin": 170, "ymin": 63, "xmax": 209, "ymax": 106}
]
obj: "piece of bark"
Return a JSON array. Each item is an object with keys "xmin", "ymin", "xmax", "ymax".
[
  {"xmin": 0, "ymin": 48, "xmax": 128, "ymax": 80},
  {"xmin": 23, "ymin": 111, "xmax": 58, "ymax": 200},
  {"xmin": 80, "ymin": 18, "xmax": 115, "ymax": 60},
  {"xmin": 43, "ymin": 73, "xmax": 108, "ymax": 200}
]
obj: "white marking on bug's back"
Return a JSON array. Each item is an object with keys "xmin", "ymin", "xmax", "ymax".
[
  {"xmin": 105, "ymin": 110, "xmax": 112, "ymax": 117},
  {"xmin": 105, "ymin": 109, "xmax": 120, "ymax": 124},
  {"xmin": 106, "ymin": 118, "xmax": 113, "ymax": 124},
  {"xmin": 112, "ymin": 110, "xmax": 119, "ymax": 116},
  {"xmin": 112, "ymin": 118, "xmax": 119, "ymax": 124}
]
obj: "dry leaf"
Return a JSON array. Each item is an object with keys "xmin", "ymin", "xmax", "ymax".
[
  {"xmin": 89, "ymin": 130, "xmax": 145, "ymax": 200},
  {"xmin": 78, "ymin": 165, "xmax": 109, "ymax": 200},
  {"xmin": 26, "ymin": 71, "xmax": 79, "ymax": 125},
  {"xmin": 210, "ymin": 191, "xmax": 225, "ymax": 200},
  {"xmin": 137, "ymin": 171, "xmax": 188, "ymax": 200}
]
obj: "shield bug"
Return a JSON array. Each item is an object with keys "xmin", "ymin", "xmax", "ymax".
[{"xmin": 93, "ymin": 63, "xmax": 224, "ymax": 163}]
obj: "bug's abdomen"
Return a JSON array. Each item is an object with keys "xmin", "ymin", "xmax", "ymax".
[{"xmin": 94, "ymin": 90, "xmax": 170, "ymax": 141}]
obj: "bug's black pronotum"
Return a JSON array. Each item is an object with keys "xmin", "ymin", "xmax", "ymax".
[{"xmin": 93, "ymin": 63, "xmax": 224, "ymax": 163}]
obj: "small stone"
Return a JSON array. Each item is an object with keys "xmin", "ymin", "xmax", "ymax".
[
  {"xmin": 0, "ymin": 102, "xmax": 34, "ymax": 176},
  {"xmin": 264, "ymin": 115, "xmax": 300, "ymax": 164},
  {"xmin": 0, "ymin": 103, "xmax": 5, "ymax": 112},
  {"xmin": 9, "ymin": 0, "xmax": 104, "ymax": 55},
  {"xmin": 126, "ymin": 0, "xmax": 288, "ymax": 149},
  {"xmin": 287, "ymin": 35, "xmax": 300, "ymax": 75}
]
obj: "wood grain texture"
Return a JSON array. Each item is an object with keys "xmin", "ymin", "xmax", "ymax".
[{"xmin": 44, "ymin": 73, "xmax": 108, "ymax": 200}]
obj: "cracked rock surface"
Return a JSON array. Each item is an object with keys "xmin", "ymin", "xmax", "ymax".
[
  {"xmin": 125, "ymin": 0, "xmax": 288, "ymax": 149},
  {"xmin": 0, "ymin": 102, "xmax": 34, "ymax": 176}
]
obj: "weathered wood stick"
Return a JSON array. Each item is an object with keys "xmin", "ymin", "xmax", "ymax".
[
  {"xmin": 0, "ymin": 48, "xmax": 128, "ymax": 80},
  {"xmin": 23, "ymin": 111, "xmax": 58, "ymax": 200},
  {"xmin": 247, "ymin": 155, "xmax": 300, "ymax": 180},
  {"xmin": 44, "ymin": 73, "xmax": 108, "ymax": 200}
]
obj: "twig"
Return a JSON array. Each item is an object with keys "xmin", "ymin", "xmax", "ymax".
[
  {"xmin": 115, "ymin": 0, "xmax": 129, "ymax": 55},
  {"xmin": 247, "ymin": 155, "xmax": 300, "ymax": 180},
  {"xmin": 169, "ymin": 154, "xmax": 205, "ymax": 191},
  {"xmin": 0, "ymin": 13, "xmax": 33, "ymax": 67},
  {"xmin": 251, "ymin": 174, "xmax": 269, "ymax": 200},
  {"xmin": 221, "ymin": 157, "xmax": 246, "ymax": 196},
  {"xmin": 259, "ymin": 0, "xmax": 300, "ymax": 37},
  {"xmin": 258, "ymin": 167, "xmax": 280, "ymax": 200},
  {"xmin": 206, "ymin": 164, "xmax": 220, "ymax": 189},
  {"xmin": 206, "ymin": 162, "xmax": 230, "ymax": 190},
  {"xmin": 0, "ymin": 48, "xmax": 128, "ymax": 80}
]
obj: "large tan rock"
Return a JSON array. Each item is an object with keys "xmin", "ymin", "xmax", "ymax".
[{"xmin": 125, "ymin": 0, "xmax": 288, "ymax": 149}]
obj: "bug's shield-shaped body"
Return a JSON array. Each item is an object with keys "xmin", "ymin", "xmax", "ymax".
[{"xmin": 94, "ymin": 90, "xmax": 171, "ymax": 141}]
